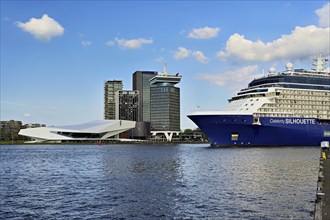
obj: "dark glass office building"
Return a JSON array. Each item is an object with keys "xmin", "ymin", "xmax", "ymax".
[
  {"xmin": 132, "ymin": 71, "xmax": 157, "ymax": 122},
  {"xmin": 150, "ymin": 86, "xmax": 180, "ymax": 131},
  {"xmin": 150, "ymin": 71, "xmax": 182, "ymax": 132}
]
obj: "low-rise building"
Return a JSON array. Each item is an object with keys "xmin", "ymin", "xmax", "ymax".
[{"xmin": 19, "ymin": 120, "xmax": 136, "ymax": 143}]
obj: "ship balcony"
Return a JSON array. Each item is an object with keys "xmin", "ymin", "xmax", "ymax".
[{"xmin": 278, "ymin": 96, "xmax": 329, "ymax": 101}]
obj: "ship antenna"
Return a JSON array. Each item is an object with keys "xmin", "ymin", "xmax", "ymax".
[
  {"xmin": 163, "ymin": 63, "xmax": 167, "ymax": 76},
  {"xmin": 313, "ymin": 54, "xmax": 327, "ymax": 72}
]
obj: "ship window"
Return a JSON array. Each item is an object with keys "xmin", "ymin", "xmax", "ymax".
[
  {"xmin": 231, "ymin": 133, "xmax": 239, "ymax": 141},
  {"xmin": 324, "ymin": 131, "xmax": 330, "ymax": 137}
]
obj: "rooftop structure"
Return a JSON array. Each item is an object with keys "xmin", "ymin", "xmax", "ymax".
[{"xmin": 149, "ymin": 64, "xmax": 181, "ymax": 86}]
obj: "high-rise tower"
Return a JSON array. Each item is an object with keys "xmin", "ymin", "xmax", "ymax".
[
  {"xmin": 132, "ymin": 71, "xmax": 157, "ymax": 122},
  {"xmin": 149, "ymin": 65, "xmax": 182, "ymax": 141},
  {"xmin": 104, "ymin": 80, "xmax": 123, "ymax": 120}
]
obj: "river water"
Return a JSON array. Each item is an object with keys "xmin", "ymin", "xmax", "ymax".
[{"xmin": 0, "ymin": 144, "xmax": 319, "ymax": 219}]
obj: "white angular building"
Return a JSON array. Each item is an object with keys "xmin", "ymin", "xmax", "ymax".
[{"xmin": 19, "ymin": 120, "xmax": 136, "ymax": 143}]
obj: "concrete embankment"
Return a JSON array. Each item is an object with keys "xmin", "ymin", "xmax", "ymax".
[{"xmin": 314, "ymin": 144, "xmax": 330, "ymax": 220}]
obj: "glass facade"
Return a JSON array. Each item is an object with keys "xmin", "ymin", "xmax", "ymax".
[
  {"xmin": 115, "ymin": 90, "xmax": 139, "ymax": 121},
  {"xmin": 104, "ymin": 80, "xmax": 123, "ymax": 120},
  {"xmin": 150, "ymin": 85, "xmax": 180, "ymax": 131},
  {"xmin": 132, "ymin": 71, "xmax": 157, "ymax": 122}
]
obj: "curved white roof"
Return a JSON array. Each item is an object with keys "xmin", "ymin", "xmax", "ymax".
[
  {"xmin": 19, "ymin": 120, "xmax": 136, "ymax": 142},
  {"xmin": 55, "ymin": 120, "xmax": 121, "ymax": 132}
]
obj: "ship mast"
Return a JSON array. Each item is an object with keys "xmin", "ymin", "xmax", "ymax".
[{"xmin": 313, "ymin": 54, "xmax": 329, "ymax": 73}]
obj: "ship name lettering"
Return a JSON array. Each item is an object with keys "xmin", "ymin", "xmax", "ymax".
[
  {"xmin": 285, "ymin": 119, "xmax": 316, "ymax": 125},
  {"xmin": 270, "ymin": 119, "xmax": 285, "ymax": 124}
]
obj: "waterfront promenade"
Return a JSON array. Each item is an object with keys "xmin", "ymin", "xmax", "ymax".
[{"xmin": 315, "ymin": 147, "xmax": 330, "ymax": 220}]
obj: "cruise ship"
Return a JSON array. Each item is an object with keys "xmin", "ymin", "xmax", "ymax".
[{"xmin": 188, "ymin": 55, "xmax": 330, "ymax": 146}]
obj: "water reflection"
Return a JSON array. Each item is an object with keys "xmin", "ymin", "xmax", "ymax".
[{"xmin": 177, "ymin": 146, "xmax": 319, "ymax": 219}]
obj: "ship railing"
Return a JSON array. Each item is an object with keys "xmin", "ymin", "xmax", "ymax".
[
  {"xmin": 288, "ymin": 71, "xmax": 330, "ymax": 78},
  {"xmin": 252, "ymin": 71, "xmax": 330, "ymax": 81}
]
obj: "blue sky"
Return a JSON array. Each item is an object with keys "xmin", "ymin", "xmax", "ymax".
[{"xmin": 1, "ymin": 1, "xmax": 329, "ymax": 129}]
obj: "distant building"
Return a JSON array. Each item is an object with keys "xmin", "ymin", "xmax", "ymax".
[
  {"xmin": 132, "ymin": 71, "xmax": 157, "ymax": 122},
  {"xmin": 104, "ymin": 80, "xmax": 123, "ymax": 120},
  {"xmin": 0, "ymin": 120, "xmax": 44, "ymax": 141},
  {"xmin": 150, "ymin": 65, "xmax": 182, "ymax": 141},
  {"xmin": 0, "ymin": 120, "xmax": 23, "ymax": 141},
  {"xmin": 25, "ymin": 123, "xmax": 46, "ymax": 128},
  {"xmin": 115, "ymin": 90, "xmax": 139, "ymax": 121}
]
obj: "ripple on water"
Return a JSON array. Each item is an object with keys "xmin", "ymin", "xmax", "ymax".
[{"xmin": 0, "ymin": 144, "xmax": 319, "ymax": 219}]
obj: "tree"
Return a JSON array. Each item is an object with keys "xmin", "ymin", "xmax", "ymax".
[{"xmin": 183, "ymin": 128, "xmax": 193, "ymax": 134}]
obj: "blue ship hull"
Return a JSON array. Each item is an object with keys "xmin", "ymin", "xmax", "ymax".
[{"xmin": 188, "ymin": 114, "xmax": 330, "ymax": 146}]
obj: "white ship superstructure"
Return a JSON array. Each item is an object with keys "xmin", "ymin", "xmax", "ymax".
[{"xmin": 223, "ymin": 55, "xmax": 330, "ymax": 119}]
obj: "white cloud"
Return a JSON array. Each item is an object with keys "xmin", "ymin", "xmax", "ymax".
[
  {"xmin": 24, "ymin": 113, "xmax": 31, "ymax": 118},
  {"xmin": 81, "ymin": 40, "xmax": 91, "ymax": 46},
  {"xmin": 316, "ymin": 3, "xmax": 330, "ymax": 27},
  {"xmin": 105, "ymin": 40, "xmax": 114, "ymax": 46},
  {"xmin": 196, "ymin": 65, "xmax": 260, "ymax": 87},
  {"xmin": 155, "ymin": 56, "xmax": 166, "ymax": 63},
  {"xmin": 174, "ymin": 47, "xmax": 190, "ymax": 60},
  {"xmin": 173, "ymin": 47, "xmax": 209, "ymax": 63},
  {"xmin": 217, "ymin": 25, "xmax": 330, "ymax": 62},
  {"xmin": 16, "ymin": 14, "xmax": 64, "ymax": 42},
  {"xmin": 192, "ymin": 50, "xmax": 208, "ymax": 63},
  {"xmin": 188, "ymin": 26, "xmax": 220, "ymax": 39},
  {"xmin": 115, "ymin": 37, "xmax": 153, "ymax": 49}
]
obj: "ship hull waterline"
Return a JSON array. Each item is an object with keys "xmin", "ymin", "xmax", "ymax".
[{"xmin": 188, "ymin": 114, "xmax": 330, "ymax": 147}]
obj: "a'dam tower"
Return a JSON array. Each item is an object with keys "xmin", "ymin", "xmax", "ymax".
[{"xmin": 150, "ymin": 64, "xmax": 182, "ymax": 141}]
